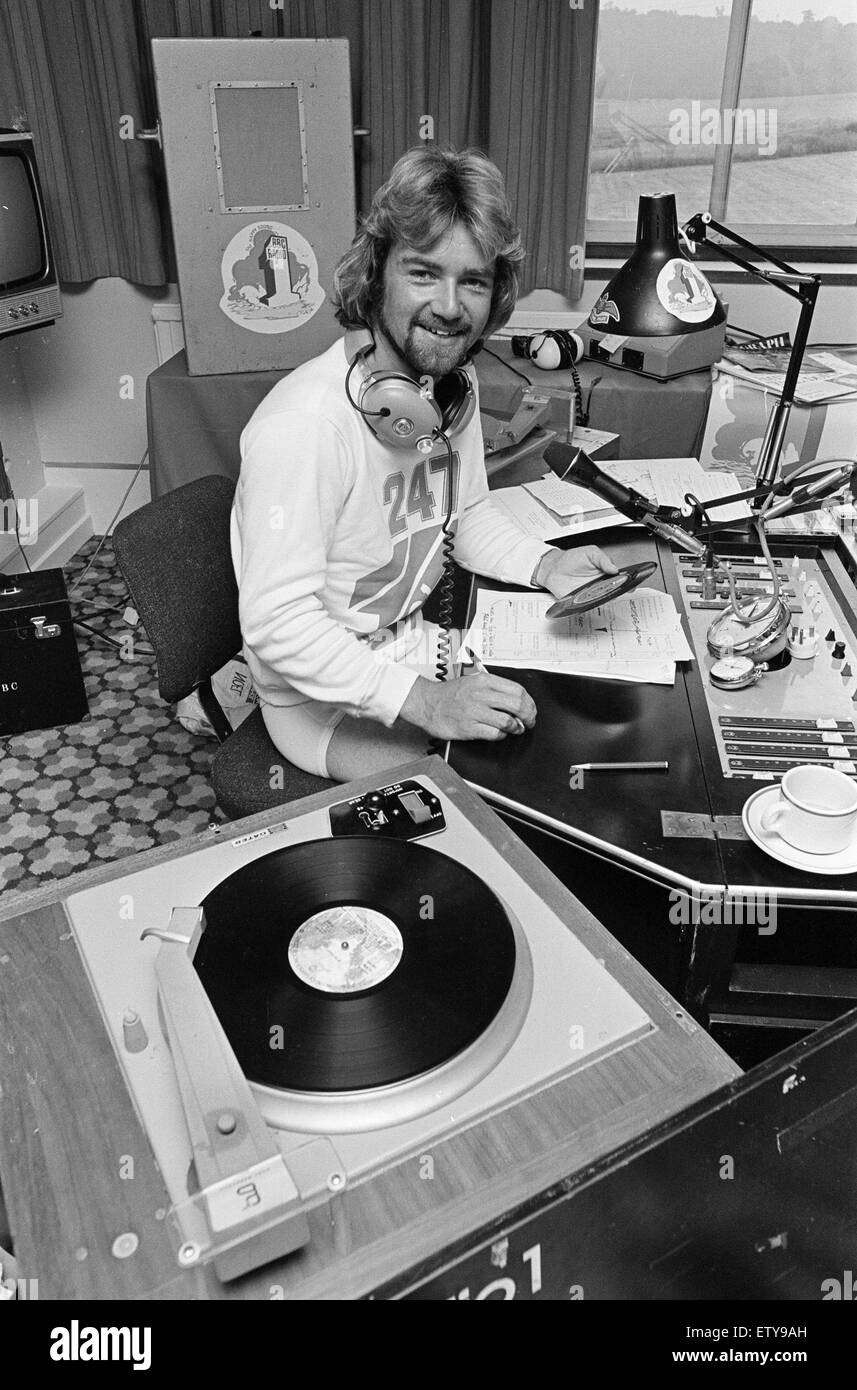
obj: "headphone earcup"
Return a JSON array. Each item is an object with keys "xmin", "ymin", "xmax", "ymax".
[
  {"xmin": 437, "ymin": 369, "xmax": 475, "ymax": 436},
  {"xmin": 359, "ymin": 373, "xmax": 444, "ymax": 450}
]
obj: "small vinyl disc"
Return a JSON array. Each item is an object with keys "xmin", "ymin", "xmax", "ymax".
[
  {"xmin": 193, "ymin": 837, "xmax": 517, "ymax": 1093},
  {"xmin": 545, "ymin": 560, "xmax": 658, "ymax": 618}
]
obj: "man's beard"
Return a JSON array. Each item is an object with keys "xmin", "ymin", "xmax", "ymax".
[{"xmin": 375, "ymin": 305, "xmax": 475, "ymax": 380}]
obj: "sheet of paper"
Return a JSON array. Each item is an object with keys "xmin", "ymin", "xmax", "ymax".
[
  {"xmin": 807, "ymin": 352, "xmax": 856, "ymax": 375},
  {"xmin": 790, "ymin": 378, "xmax": 857, "ymax": 403},
  {"xmin": 491, "ymin": 485, "xmax": 633, "ymax": 540},
  {"xmin": 830, "ymin": 369, "xmax": 857, "ymax": 391},
  {"xmin": 523, "ymin": 472, "xmax": 615, "ymax": 519},
  {"xmin": 461, "ymin": 588, "xmax": 693, "ymax": 685},
  {"xmin": 570, "ymin": 426, "xmax": 619, "ymax": 451},
  {"xmin": 598, "ymin": 334, "xmax": 628, "ymax": 354}
]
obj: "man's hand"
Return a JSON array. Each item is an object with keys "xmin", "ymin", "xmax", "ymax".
[
  {"xmin": 399, "ymin": 671, "xmax": 536, "ymax": 742},
  {"xmin": 534, "ymin": 544, "xmax": 619, "ymax": 599}
]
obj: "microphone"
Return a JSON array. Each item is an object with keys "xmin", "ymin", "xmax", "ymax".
[
  {"xmin": 512, "ymin": 329, "xmax": 584, "ymax": 371},
  {"xmin": 546, "ymin": 443, "xmax": 650, "ymax": 517},
  {"xmin": 545, "ymin": 443, "xmax": 708, "ymax": 557}
]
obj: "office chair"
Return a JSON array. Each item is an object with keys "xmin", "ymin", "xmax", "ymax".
[{"xmin": 112, "ymin": 474, "xmax": 335, "ymax": 819}]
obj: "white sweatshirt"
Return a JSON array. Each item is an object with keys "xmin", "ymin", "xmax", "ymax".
[{"xmin": 230, "ymin": 337, "xmax": 549, "ymax": 725}]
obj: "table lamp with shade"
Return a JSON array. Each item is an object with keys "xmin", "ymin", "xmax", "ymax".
[{"xmin": 578, "ymin": 192, "xmax": 727, "ymax": 379}]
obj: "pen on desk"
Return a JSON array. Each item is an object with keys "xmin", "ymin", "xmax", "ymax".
[{"xmin": 572, "ymin": 761, "xmax": 669, "ymax": 772}]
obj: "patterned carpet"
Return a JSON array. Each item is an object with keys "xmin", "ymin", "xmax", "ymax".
[{"xmin": 0, "ymin": 537, "xmax": 225, "ymax": 904}]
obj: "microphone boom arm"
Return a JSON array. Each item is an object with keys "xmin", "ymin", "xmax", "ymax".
[{"xmin": 544, "ymin": 444, "xmax": 855, "ymax": 552}]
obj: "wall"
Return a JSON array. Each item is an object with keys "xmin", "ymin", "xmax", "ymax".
[
  {"xmin": 13, "ymin": 279, "xmax": 171, "ymax": 534},
  {"xmin": 0, "ymin": 335, "xmax": 43, "ymax": 501},
  {"xmin": 0, "ymin": 332, "xmax": 91, "ymax": 571},
  {"xmin": 0, "ymin": 336, "xmax": 42, "ymax": 566}
]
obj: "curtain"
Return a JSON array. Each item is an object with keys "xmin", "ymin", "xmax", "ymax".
[
  {"xmin": 0, "ymin": 0, "xmax": 598, "ymax": 299},
  {"xmin": 271, "ymin": 0, "xmax": 598, "ymax": 299},
  {"xmin": 487, "ymin": 1, "xmax": 598, "ymax": 299},
  {"xmin": 0, "ymin": 0, "xmax": 170, "ymax": 283}
]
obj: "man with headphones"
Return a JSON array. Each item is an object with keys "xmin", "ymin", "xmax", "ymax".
[{"xmin": 231, "ymin": 146, "xmax": 617, "ymax": 782}]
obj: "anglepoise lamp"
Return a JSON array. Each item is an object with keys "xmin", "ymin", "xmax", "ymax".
[
  {"xmin": 569, "ymin": 197, "xmax": 845, "ymax": 675},
  {"xmin": 557, "ymin": 213, "xmax": 841, "ymax": 673},
  {"xmin": 578, "ymin": 193, "xmax": 727, "ymax": 378}
]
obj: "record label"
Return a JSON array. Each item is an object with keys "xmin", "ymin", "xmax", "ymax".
[{"xmin": 288, "ymin": 906, "xmax": 403, "ymax": 994}]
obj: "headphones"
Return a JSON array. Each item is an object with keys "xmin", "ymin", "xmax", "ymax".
[
  {"xmin": 511, "ymin": 328, "xmax": 584, "ymax": 370},
  {"xmin": 344, "ymin": 328, "xmax": 475, "ymax": 454}
]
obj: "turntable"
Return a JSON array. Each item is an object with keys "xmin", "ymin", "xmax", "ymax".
[{"xmin": 0, "ymin": 759, "xmax": 737, "ymax": 1299}]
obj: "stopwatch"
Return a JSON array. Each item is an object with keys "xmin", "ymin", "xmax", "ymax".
[{"xmin": 709, "ymin": 655, "xmax": 766, "ymax": 690}]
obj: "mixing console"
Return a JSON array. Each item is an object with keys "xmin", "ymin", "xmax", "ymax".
[{"xmin": 673, "ymin": 544, "xmax": 857, "ymax": 780}]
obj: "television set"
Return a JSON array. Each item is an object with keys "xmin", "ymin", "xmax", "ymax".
[{"xmin": 0, "ymin": 130, "xmax": 62, "ymax": 340}]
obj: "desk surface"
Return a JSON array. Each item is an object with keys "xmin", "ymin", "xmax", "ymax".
[
  {"xmin": 453, "ymin": 527, "xmax": 719, "ymax": 892},
  {"xmin": 451, "ymin": 528, "xmax": 857, "ymax": 903},
  {"xmin": 0, "ymin": 759, "xmax": 737, "ymax": 1300}
]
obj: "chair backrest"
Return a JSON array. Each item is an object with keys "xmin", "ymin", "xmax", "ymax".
[{"xmin": 113, "ymin": 474, "xmax": 242, "ymax": 703}]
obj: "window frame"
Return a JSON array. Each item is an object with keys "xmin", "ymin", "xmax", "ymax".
[{"xmin": 586, "ymin": 0, "xmax": 857, "ymax": 256}]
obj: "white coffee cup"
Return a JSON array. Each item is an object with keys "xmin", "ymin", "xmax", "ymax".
[{"xmin": 759, "ymin": 763, "xmax": 857, "ymax": 854}]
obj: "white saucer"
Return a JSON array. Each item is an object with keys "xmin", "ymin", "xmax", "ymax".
[{"xmin": 742, "ymin": 784, "xmax": 857, "ymax": 876}]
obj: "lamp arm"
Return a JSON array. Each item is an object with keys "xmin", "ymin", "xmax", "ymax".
[
  {"xmin": 683, "ymin": 214, "xmax": 815, "ymax": 294},
  {"xmin": 682, "ymin": 212, "xmax": 821, "ymax": 489}
]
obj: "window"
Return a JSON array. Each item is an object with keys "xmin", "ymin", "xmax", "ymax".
[{"xmin": 587, "ymin": 0, "xmax": 857, "ymax": 250}]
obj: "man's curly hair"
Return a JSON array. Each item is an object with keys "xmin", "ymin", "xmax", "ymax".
[{"xmin": 332, "ymin": 146, "xmax": 524, "ymax": 339}]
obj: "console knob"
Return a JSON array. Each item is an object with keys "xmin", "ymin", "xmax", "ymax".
[{"xmin": 833, "ymin": 641, "xmax": 846, "ymax": 660}]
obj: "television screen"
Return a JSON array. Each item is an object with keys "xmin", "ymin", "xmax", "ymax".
[{"xmin": 0, "ymin": 153, "xmax": 45, "ymax": 288}]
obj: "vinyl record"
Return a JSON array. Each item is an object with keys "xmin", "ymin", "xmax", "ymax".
[
  {"xmin": 545, "ymin": 560, "xmax": 658, "ymax": 618},
  {"xmin": 193, "ymin": 837, "xmax": 517, "ymax": 1093}
]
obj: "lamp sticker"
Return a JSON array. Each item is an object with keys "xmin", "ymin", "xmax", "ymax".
[
  {"xmin": 219, "ymin": 222, "xmax": 324, "ymax": 334},
  {"xmin": 589, "ymin": 294, "xmax": 620, "ymax": 327},
  {"xmin": 656, "ymin": 258, "xmax": 716, "ymax": 323}
]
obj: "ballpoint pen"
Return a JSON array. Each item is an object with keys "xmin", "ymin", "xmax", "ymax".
[{"xmin": 571, "ymin": 761, "xmax": 669, "ymax": 772}]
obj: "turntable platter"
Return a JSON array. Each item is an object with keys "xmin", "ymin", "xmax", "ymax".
[{"xmin": 194, "ymin": 837, "xmax": 518, "ymax": 1093}]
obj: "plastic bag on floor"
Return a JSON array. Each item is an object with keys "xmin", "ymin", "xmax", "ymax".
[{"xmin": 176, "ymin": 658, "xmax": 258, "ymax": 738}]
